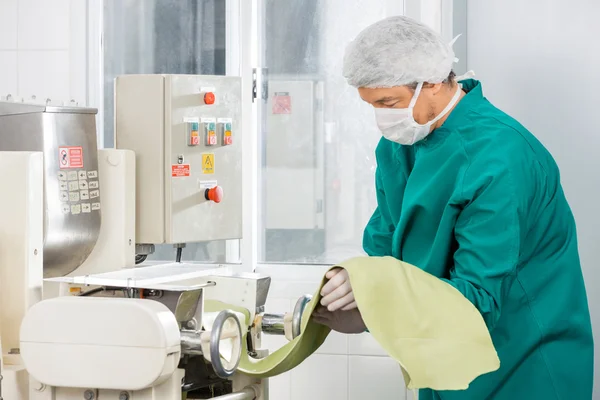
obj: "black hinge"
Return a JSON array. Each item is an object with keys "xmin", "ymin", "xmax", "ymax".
[{"xmin": 252, "ymin": 68, "xmax": 269, "ymax": 103}]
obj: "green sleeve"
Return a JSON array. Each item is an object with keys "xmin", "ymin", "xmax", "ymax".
[
  {"xmin": 442, "ymin": 159, "xmax": 525, "ymax": 330},
  {"xmin": 363, "ymin": 168, "xmax": 395, "ymax": 257}
]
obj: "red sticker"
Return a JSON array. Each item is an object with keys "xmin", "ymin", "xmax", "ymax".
[
  {"xmin": 172, "ymin": 164, "xmax": 191, "ymax": 177},
  {"xmin": 272, "ymin": 93, "xmax": 291, "ymax": 114},
  {"xmin": 59, "ymin": 146, "xmax": 84, "ymax": 169}
]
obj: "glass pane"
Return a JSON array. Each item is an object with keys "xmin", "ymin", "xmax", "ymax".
[
  {"xmin": 259, "ymin": 1, "xmax": 404, "ymax": 263},
  {"xmin": 103, "ymin": 0, "xmax": 237, "ymax": 263}
]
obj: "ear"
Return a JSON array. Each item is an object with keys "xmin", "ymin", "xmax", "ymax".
[{"xmin": 430, "ymin": 82, "xmax": 444, "ymax": 95}]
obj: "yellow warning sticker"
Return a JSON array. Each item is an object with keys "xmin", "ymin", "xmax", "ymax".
[{"xmin": 202, "ymin": 153, "xmax": 215, "ymax": 174}]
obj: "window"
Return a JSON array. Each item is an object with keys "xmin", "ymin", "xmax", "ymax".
[
  {"xmin": 98, "ymin": 0, "xmax": 451, "ymax": 267},
  {"xmin": 257, "ymin": 1, "xmax": 404, "ymax": 264},
  {"xmin": 102, "ymin": 0, "xmax": 235, "ymax": 263}
]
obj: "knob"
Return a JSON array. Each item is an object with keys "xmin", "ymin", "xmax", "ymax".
[
  {"xmin": 205, "ymin": 186, "xmax": 223, "ymax": 203},
  {"xmin": 204, "ymin": 92, "xmax": 216, "ymax": 105}
]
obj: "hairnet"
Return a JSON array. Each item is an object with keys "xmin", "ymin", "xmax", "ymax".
[{"xmin": 343, "ymin": 16, "xmax": 456, "ymax": 88}]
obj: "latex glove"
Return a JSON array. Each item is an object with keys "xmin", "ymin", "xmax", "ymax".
[
  {"xmin": 320, "ymin": 268, "xmax": 357, "ymax": 311},
  {"xmin": 312, "ymin": 306, "xmax": 366, "ymax": 334}
]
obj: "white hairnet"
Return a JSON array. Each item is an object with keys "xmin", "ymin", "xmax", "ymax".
[{"xmin": 343, "ymin": 16, "xmax": 456, "ymax": 88}]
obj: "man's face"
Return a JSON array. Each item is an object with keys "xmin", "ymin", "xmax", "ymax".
[{"xmin": 358, "ymin": 84, "xmax": 443, "ymax": 125}]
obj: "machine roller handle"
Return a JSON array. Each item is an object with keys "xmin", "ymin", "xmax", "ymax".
[
  {"xmin": 210, "ymin": 309, "xmax": 243, "ymax": 379},
  {"xmin": 261, "ymin": 294, "xmax": 312, "ymax": 339}
]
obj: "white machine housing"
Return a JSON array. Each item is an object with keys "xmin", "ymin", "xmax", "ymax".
[
  {"xmin": 115, "ymin": 74, "xmax": 243, "ymax": 245},
  {"xmin": 20, "ymin": 297, "xmax": 181, "ymax": 391}
]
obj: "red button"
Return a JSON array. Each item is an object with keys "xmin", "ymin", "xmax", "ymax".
[
  {"xmin": 205, "ymin": 186, "xmax": 223, "ymax": 203},
  {"xmin": 204, "ymin": 92, "xmax": 216, "ymax": 105}
]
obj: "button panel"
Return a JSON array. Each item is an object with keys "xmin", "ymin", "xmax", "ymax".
[
  {"xmin": 205, "ymin": 121, "xmax": 217, "ymax": 146},
  {"xmin": 57, "ymin": 169, "xmax": 100, "ymax": 215},
  {"xmin": 222, "ymin": 121, "xmax": 233, "ymax": 146},
  {"xmin": 188, "ymin": 121, "xmax": 200, "ymax": 146}
]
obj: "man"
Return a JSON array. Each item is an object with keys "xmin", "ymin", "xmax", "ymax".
[{"xmin": 312, "ymin": 16, "xmax": 594, "ymax": 399}]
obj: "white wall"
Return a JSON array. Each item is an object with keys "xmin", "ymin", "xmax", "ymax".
[
  {"xmin": 0, "ymin": 0, "xmax": 87, "ymax": 104},
  {"xmin": 466, "ymin": 0, "xmax": 600, "ymax": 396}
]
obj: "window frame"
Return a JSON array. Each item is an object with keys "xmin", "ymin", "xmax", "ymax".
[{"xmin": 88, "ymin": 0, "xmax": 464, "ymax": 275}]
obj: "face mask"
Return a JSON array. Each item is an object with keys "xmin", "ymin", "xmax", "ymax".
[{"xmin": 374, "ymin": 81, "xmax": 463, "ymax": 145}]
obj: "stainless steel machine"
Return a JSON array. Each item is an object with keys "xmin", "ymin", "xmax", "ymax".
[
  {"xmin": 0, "ymin": 75, "xmax": 312, "ymax": 400},
  {"xmin": 0, "ymin": 102, "xmax": 101, "ymax": 278}
]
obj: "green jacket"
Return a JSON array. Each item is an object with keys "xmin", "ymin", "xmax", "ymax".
[{"xmin": 363, "ymin": 79, "xmax": 593, "ymax": 399}]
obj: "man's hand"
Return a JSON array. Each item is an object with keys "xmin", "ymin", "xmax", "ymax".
[
  {"xmin": 312, "ymin": 306, "xmax": 366, "ymax": 334},
  {"xmin": 320, "ymin": 268, "xmax": 357, "ymax": 311}
]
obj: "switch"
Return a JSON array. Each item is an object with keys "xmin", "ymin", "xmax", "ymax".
[
  {"xmin": 187, "ymin": 121, "xmax": 200, "ymax": 146},
  {"xmin": 204, "ymin": 92, "xmax": 216, "ymax": 105},
  {"xmin": 205, "ymin": 122, "xmax": 217, "ymax": 146},
  {"xmin": 222, "ymin": 121, "xmax": 233, "ymax": 146},
  {"xmin": 205, "ymin": 186, "xmax": 223, "ymax": 203}
]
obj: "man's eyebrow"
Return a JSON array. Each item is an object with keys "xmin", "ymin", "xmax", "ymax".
[{"xmin": 374, "ymin": 97, "xmax": 398, "ymax": 104}]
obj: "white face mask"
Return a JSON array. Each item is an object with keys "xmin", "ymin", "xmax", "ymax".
[{"xmin": 374, "ymin": 81, "xmax": 463, "ymax": 145}]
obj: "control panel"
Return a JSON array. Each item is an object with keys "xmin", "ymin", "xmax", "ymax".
[
  {"xmin": 57, "ymin": 168, "xmax": 101, "ymax": 215},
  {"xmin": 114, "ymin": 74, "xmax": 242, "ymax": 245}
]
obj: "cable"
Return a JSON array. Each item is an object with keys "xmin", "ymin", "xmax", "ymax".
[
  {"xmin": 135, "ymin": 254, "xmax": 147, "ymax": 264},
  {"xmin": 79, "ymin": 287, "xmax": 105, "ymax": 297},
  {"xmin": 176, "ymin": 247, "xmax": 183, "ymax": 263}
]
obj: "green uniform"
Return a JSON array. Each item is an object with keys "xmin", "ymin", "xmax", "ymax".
[{"xmin": 363, "ymin": 79, "xmax": 593, "ymax": 399}]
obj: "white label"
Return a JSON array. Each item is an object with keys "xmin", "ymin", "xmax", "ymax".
[
  {"xmin": 60, "ymin": 191, "xmax": 69, "ymax": 202},
  {"xmin": 59, "ymin": 181, "xmax": 68, "ymax": 191},
  {"xmin": 87, "ymin": 170, "xmax": 98, "ymax": 179},
  {"xmin": 89, "ymin": 190, "xmax": 100, "ymax": 199},
  {"xmin": 81, "ymin": 203, "xmax": 91, "ymax": 213},
  {"xmin": 201, "ymin": 117, "xmax": 217, "ymax": 124},
  {"xmin": 80, "ymin": 190, "xmax": 89, "ymax": 200},
  {"xmin": 91, "ymin": 202, "xmax": 101, "ymax": 211},
  {"xmin": 67, "ymin": 171, "xmax": 78, "ymax": 181},
  {"xmin": 198, "ymin": 180, "xmax": 218, "ymax": 190},
  {"xmin": 79, "ymin": 180, "xmax": 88, "ymax": 189},
  {"xmin": 71, "ymin": 204, "xmax": 81, "ymax": 215},
  {"xmin": 78, "ymin": 171, "xmax": 87, "ymax": 180},
  {"xmin": 200, "ymin": 86, "xmax": 216, "ymax": 93},
  {"xmin": 89, "ymin": 181, "xmax": 99, "ymax": 189},
  {"xmin": 68, "ymin": 181, "xmax": 79, "ymax": 191},
  {"xmin": 58, "ymin": 171, "xmax": 67, "ymax": 181},
  {"xmin": 183, "ymin": 116, "xmax": 200, "ymax": 123},
  {"xmin": 61, "ymin": 204, "xmax": 70, "ymax": 214},
  {"xmin": 69, "ymin": 192, "xmax": 80, "ymax": 202},
  {"xmin": 217, "ymin": 118, "xmax": 233, "ymax": 123}
]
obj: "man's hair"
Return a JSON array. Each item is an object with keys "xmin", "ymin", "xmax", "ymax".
[{"xmin": 406, "ymin": 71, "xmax": 456, "ymax": 91}]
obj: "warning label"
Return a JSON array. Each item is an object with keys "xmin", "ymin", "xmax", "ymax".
[
  {"xmin": 172, "ymin": 164, "xmax": 191, "ymax": 177},
  {"xmin": 202, "ymin": 153, "xmax": 215, "ymax": 174},
  {"xmin": 59, "ymin": 146, "xmax": 84, "ymax": 169},
  {"xmin": 272, "ymin": 92, "xmax": 291, "ymax": 114}
]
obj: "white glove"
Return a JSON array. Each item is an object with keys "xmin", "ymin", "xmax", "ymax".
[
  {"xmin": 320, "ymin": 268, "xmax": 357, "ymax": 312},
  {"xmin": 312, "ymin": 306, "xmax": 366, "ymax": 334}
]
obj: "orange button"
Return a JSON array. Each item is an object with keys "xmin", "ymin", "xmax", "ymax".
[
  {"xmin": 204, "ymin": 92, "xmax": 216, "ymax": 105},
  {"xmin": 205, "ymin": 186, "xmax": 223, "ymax": 203}
]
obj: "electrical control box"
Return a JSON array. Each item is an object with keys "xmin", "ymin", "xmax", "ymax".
[{"xmin": 114, "ymin": 74, "xmax": 242, "ymax": 245}]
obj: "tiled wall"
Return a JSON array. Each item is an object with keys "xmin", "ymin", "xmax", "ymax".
[
  {"xmin": 0, "ymin": 0, "xmax": 86, "ymax": 105},
  {"xmin": 260, "ymin": 267, "xmax": 413, "ymax": 400}
]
